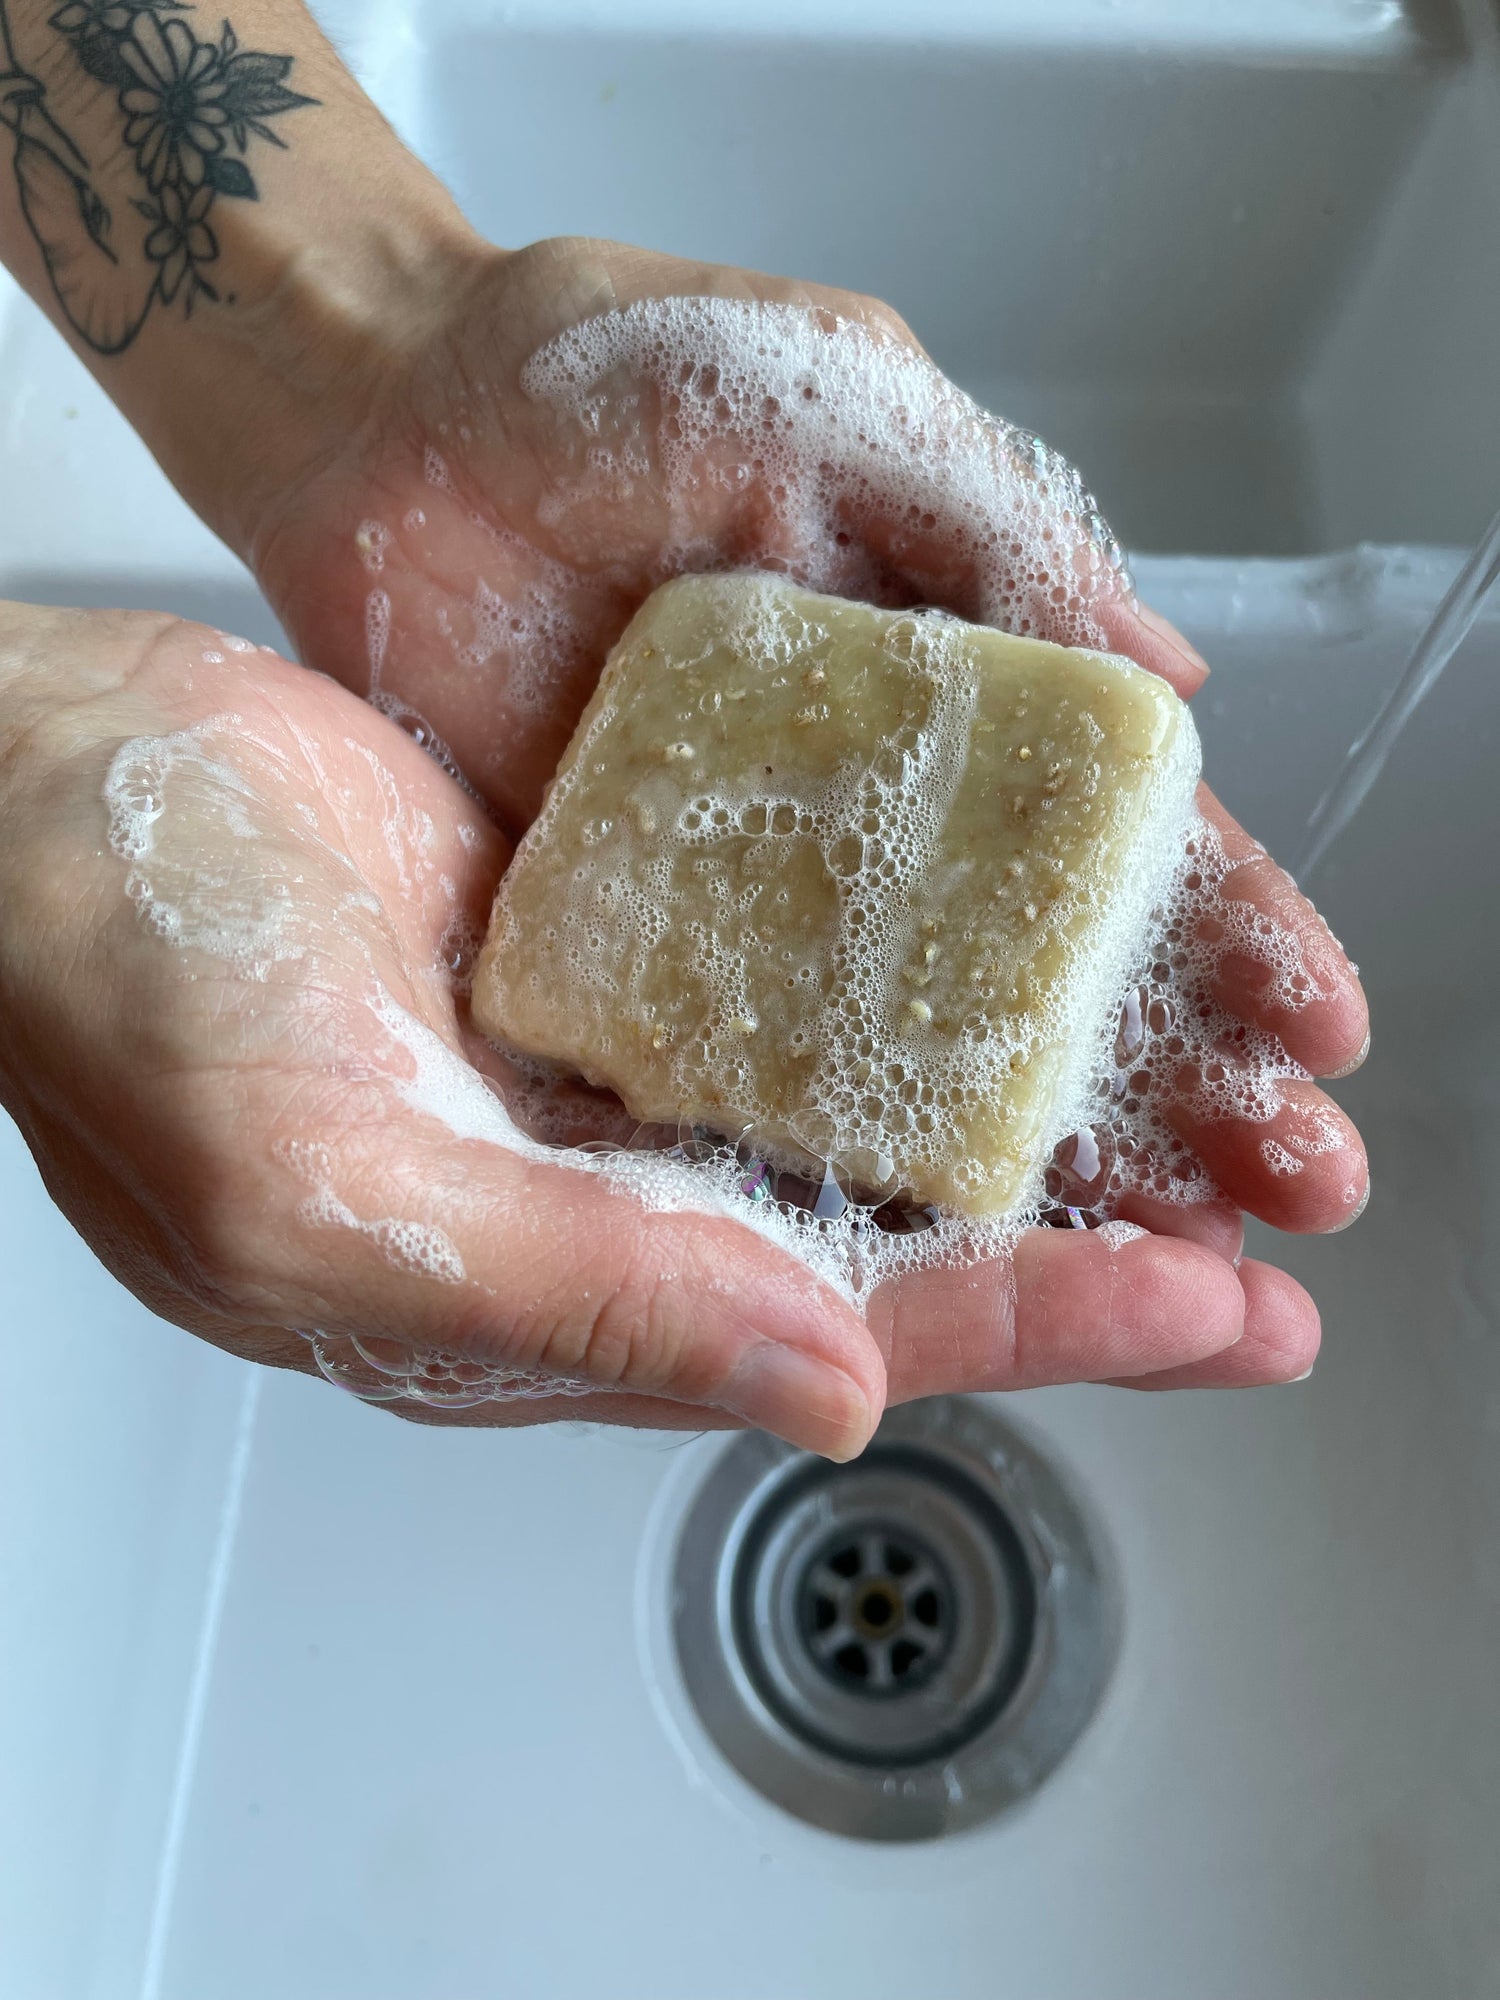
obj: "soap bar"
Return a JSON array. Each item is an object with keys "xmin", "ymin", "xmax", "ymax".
[{"xmin": 473, "ymin": 573, "xmax": 1199, "ymax": 1215}]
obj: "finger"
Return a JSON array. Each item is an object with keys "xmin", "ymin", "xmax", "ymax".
[
  {"xmin": 1105, "ymin": 1257, "xmax": 1319, "ymax": 1390},
  {"xmin": 1169, "ymin": 1075, "xmax": 1369, "ymax": 1234},
  {"xmin": 1093, "ymin": 594, "xmax": 1211, "ymax": 698},
  {"xmin": 871, "ymin": 1226, "xmax": 1244, "ymax": 1403},
  {"xmin": 1194, "ymin": 789, "xmax": 1370, "ymax": 1079},
  {"xmin": 1110, "ymin": 1189, "xmax": 1245, "ymax": 1261}
]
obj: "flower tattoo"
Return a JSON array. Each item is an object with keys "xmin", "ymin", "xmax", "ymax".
[
  {"xmin": 49, "ymin": 1, "xmax": 139, "ymax": 30},
  {"xmin": 1, "ymin": 0, "xmax": 316, "ymax": 348},
  {"xmin": 138, "ymin": 176, "xmax": 215, "ymax": 302},
  {"xmin": 121, "ymin": 14, "xmax": 230, "ymax": 191}
]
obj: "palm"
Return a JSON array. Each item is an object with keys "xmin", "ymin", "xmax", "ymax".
[{"xmin": 4, "ymin": 618, "xmax": 493, "ymax": 1358}]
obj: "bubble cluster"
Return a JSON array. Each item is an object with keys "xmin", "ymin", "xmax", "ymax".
[
  {"xmin": 460, "ymin": 539, "xmax": 603, "ymax": 723},
  {"xmin": 104, "ymin": 723, "xmax": 304, "ymax": 978},
  {"xmin": 1042, "ymin": 816, "xmax": 1315, "ymax": 1215},
  {"xmin": 365, "ymin": 587, "xmax": 391, "ymax": 688},
  {"xmin": 367, "ymin": 689, "xmax": 486, "ymax": 806},
  {"xmin": 277, "ymin": 1138, "xmax": 467, "ymax": 1284},
  {"xmin": 521, "ymin": 296, "xmax": 1133, "ymax": 646},
  {"xmin": 302, "ymin": 1329, "xmax": 597, "ymax": 1409},
  {"xmin": 356, "ymin": 519, "xmax": 393, "ymax": 575}
]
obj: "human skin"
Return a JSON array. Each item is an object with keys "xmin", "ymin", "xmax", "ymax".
[{"xmin": 0, "ymin": 0, "xmax": 1369, "ymax": 1452}]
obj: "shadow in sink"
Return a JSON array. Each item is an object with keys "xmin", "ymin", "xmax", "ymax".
[{"xmin": 0, "ymin": 571, "xmax": 287, "ymax": 652}]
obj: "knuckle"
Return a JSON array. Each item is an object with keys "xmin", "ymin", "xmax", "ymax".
[
  {"xmin": 525, "ymin": 1242, "xmax": 690, "ymax": 1398},
  {"xmin": 855, "ymin": 294, "xmax": 917, "ymax": 347}
]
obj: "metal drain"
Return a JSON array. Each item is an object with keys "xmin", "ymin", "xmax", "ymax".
[{"xmin": 669, "ymin": 1397, "xmax": 1117, "ymax": 1841}]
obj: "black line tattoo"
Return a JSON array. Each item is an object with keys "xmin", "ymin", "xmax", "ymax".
[{"xmin": 0, "ymin": 0, "xmax": 315, "ymax": 351}]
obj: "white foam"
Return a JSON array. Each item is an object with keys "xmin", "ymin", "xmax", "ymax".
[
  {"xmin": 103, "ymin": 722, "xmax": 304, "ymax": 978},
  {"xmin": 1096, "ymin": 1219, "xmax": 1149, "ymax": 1248},
  {"xmin": 455, "ymin": 534, "xmax": 605, "ymax": 723},
  {"xmin": 362, "ymin": 299, "xmax": 1140, "ymax": 760},
  {"xmin": 521, "ymin": 296, "xmax": 1133, "ymax": 644},
  {"xmin": 365, "ymin": 588, "xmax": 391, "ymax": 692},
  {"xmin": 304, "ymin": 1328, "xmax": 598, "ymax": 1409},
  {"xmin": 356, "ymin": 520, "xmax": 392, "ymax": 575},
  {"xmin": 371, "ymin": 986, "xmax": 532, "ymax": 1148},
  {"xmin": 277, "ymin": 1140, "xmax": 466, "ymax": 1283},
  {"xmin": 305, "ymin": 1188, "xmax": 467, "ymax": 1283}
]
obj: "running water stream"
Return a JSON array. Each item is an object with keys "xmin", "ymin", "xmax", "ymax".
[{"xmin": 1298, "ymin": 504, "xmax": 1500, "ymax": 884}]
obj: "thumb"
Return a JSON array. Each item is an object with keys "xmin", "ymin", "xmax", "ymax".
[{"xmin": 269, "ymin": 1124, "xmax": 885, "ymax": 1462}]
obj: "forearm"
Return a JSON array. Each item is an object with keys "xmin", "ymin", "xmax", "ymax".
[{"xmin": 0, "ymin": 0, "xmax": 484, "ymax": 557}]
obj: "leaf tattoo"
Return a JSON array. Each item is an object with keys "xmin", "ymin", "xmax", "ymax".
[{"xmin": 1, "ymin": 0, "xmax": 316, "ymax": 350}]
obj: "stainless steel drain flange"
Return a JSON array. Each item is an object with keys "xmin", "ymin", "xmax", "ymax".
[{"xmin": 669, "ymin": 1397, "xmax": 1118, "ymax": 1841}]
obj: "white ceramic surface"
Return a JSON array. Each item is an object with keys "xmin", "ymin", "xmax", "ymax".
[{"xmin": 3, "ymin": 4, "xmax": 1497, "ymax": 1996}]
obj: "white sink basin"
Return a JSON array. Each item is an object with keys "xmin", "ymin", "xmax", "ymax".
[{"xmin": 3, "ymin": 4, "xmax": 1498, "ymax": 1995}]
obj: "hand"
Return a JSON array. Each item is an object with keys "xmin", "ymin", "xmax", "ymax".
[{"xmin": 240, "ymin": 237, "xmax": 1370, "ymax": 1398}]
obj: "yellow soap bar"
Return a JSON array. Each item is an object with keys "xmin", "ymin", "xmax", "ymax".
[{"xmin": 473, "ymin": 573, "xmax": 1199, "ymax": 1215}]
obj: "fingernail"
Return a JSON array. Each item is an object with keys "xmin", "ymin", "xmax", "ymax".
[
  {"xmin": 1287, "ymin": 1364, "xmax": 1315, "ymax": 1383},
  {"xmin": 1136, "ymin": 602, "xmax": 1211, "ymax": 683},
  {"xmin": 719, "ymin": 1342, "xmax": 876, "ymax": 1462},
  {"xmin": 1327, "ymin": 1027, "xmax": 1371, "ymax": 1080},
  {"xmin": 1330, "ymin": 1175, "xmax": 1371, "ymax": 1231}
]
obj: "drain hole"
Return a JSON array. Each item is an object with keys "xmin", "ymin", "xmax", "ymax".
[
  {"xmin": 858, "ymin": 1587, "xmax": 896, "ymax": 1629},
  {"xmin": 669, "ymin": 1402, "xmax": 1118, "ymax": 1839}
]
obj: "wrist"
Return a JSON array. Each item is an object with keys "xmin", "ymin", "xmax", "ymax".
[
  {"xmin": 188, "ymin": 183, "xmax": 493, "ymax": 560},
  {"xmin": 0, "ymin": 0, "xmax": 495, "ymax": 562}
]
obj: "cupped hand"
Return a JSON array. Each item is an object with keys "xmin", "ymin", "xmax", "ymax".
[{"xmin": 237, "ymin": 237, "xmax": 1369, "ymax": 1400}]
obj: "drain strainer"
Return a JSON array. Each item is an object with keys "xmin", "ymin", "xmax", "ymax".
[
  {"xmin": 797, "ymin": 1513, "xmax": 958, "ymax": 1697},
  {"xmin": 668, "ymin": 1397, "xmax": 1117, "ymax": 1841}
]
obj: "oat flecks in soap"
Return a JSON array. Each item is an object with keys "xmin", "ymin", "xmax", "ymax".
[{"xmin": 473, "ymin": 573, "xmax": 1200, "ymax": 1216}]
